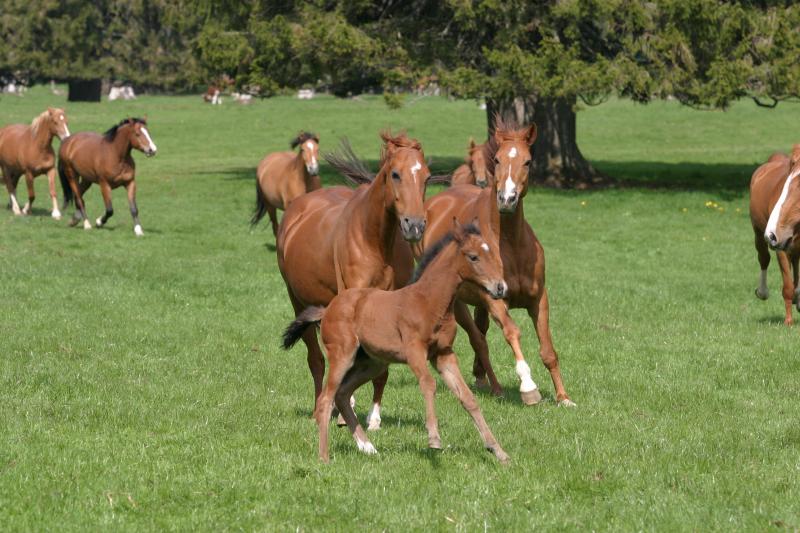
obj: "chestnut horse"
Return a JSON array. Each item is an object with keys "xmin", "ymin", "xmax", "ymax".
[
  {"xmin": 251, "ymin": 131, "xmax": 321, "ymax": 237},
  {"xmin": 0, "ymin": 108, "xmax": 70, "ymax": 219},
  {"xmin": 750, "ymin": 144, "xmax": 800, "ymax": 324},
  {"xmin": 451, "ymin": 138, "xmax": 490, "ymax": 188},
  {"xmin": 283, "ymin": 219, "xmax": 510, "ymax": 463},
  {"xmin": 277, "ymin": 132, "xmax": 431, "ymax": 430},
  {"xmin": 59, "ymin": 118, "xmax": 157, "ymax": 236},
  {"xmin": 413, "ymin": 116, "xmax": 574, "ymax": 407}
]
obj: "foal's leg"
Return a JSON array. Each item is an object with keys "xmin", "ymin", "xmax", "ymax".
[
  {"xmin": 95, "ymin": 181, "xmax": 114, "ymax": 228},
  {"xmin": 482, "ymin": 295, "xmax": 542, "ymax": 405},
  {"xmin": 335, "ymin": 352, "xmax": 387, "ymax": 454},
  {"xmin": 46, "ymin": 168, "xmax": 61, "ymax": 219},
  {"xmin": 754, "ymin": 227, "xmax": 771, "ymax": 300},
  {"xmin": 266, "ymin": 204, "xmax": 279, "ymax": 239},
  {"xmin": 365, "ymin": 368, "xmax": 388, "ymax": 431},
  {"xmin": 777, "ymin": 251, "xmax": 795, "ymax": 325},
  {"xmin": 3, "ymin": 170, "xmax": 22, "ymax": 215},
  {"xmin": 125, "ymin": 181, "xmax": 143, "ymax": 236},
  {"xmin": 434, "ymin": 351, "xmax": 509, "ymax": 463},
  {"xmin": 527, "ymin": 288, "xmax": 574, "ymax": 406},
  {"xmin": 21, "ymin": 171, "xmax": 34, "ymax": 215},
  {"xmin": 406, "ymin": 344, "xmax": 442, "ymax": 449},
  {"xmin": 315, "ymin": 340, "xmax": 358, "ymax": 463},
  {"xmin": 454, "ymin": 301, "xmax": 502, "ymax": 396}
]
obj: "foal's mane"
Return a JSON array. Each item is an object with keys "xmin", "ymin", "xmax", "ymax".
[
  {"xmin": 30, "ymin": 110, "xmax": 50, "ymax": 137},
  {"xmin": 411, "ymin": 223, "xmax": 481, "ymax": 283},
  {"xmin": 104, "ymin": 117, "xmax": 147, "ymax": 141},
  {"xmin": 290, "ymin": 131, "xmax": 319, "ymax": 149}
]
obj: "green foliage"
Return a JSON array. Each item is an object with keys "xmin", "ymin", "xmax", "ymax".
[{"xmin": 383, "ymin": 91, "xmax": 405, "ymax": 109}]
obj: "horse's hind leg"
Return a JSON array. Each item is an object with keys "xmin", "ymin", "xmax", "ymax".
[
  {"xmin": 3, "ymin": 169, "xmax": 22, "ymax": 215},
  {"xmin": 267, "ymin": 204, "xmax": 279, "ymax": 239},
  {"xmin": 21, "ymin": 171, "xmax": 34, "ymax": 215},
  {"xmin": 335, "ymin": 351, "xmax": 386, "ymax": 454},
  {"xmin": 454, "ymin": 301, "xmax": 502, "ymax": 396},
  {"xmin": 125, "ymin": 181, "xmax": 143, "ymax": 236},
  {"xmin": 527, "ymin": 288, "xmax": 574, "ymax": 406},
  {"xmin": 95, "ymin": 181, "xmax": 114, "ymax": 228},
  {"xmin": 777, "ymin": 251, "xmax": 795, "ymax": 325},
  {"xmin": 316, "ymin": 338, "xmax": 358, "ymax": 462},
  {"xmin": 68, "ymin": 179, "xmax": 92, "ymax": 229},
  {"xmin": 754, "ymin": 226, "xmax": 771, "ymax": 300},
  {"xmin": 46, "ymin": 168, "xmax": 61, "ymax": 219}
]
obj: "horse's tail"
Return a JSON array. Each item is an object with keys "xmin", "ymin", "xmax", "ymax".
[
  {"xmin": 58, "ymin": 159, "xmax": 73, "ymax": 207},
  {"xmin": 251, "ymin": 177, "xmax": 267, "ymax": 227},
  {"xmin": 282, "ymin": 306, "xmax": 326, "ymax": 350}
]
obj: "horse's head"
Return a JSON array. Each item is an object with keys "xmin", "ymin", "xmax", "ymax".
[
  {"xmin": 766, "ymin": 145, "xmax": 800, "ymax": 251},
  {"xmin": 468, "ymin": 138, "xmax": 489, "ymax": 188},
  {"xmin": 491, "ymin": 118, "xmax": 537, "ymax": 213},
  {"xmin": 453, "ymin": 218, "xmax": 507, "ymax": 299},
  {"xmin": 128, "ymin": 119, "xmax": 158, "ymax": 157},
  {"xmin": 291, "ymin": 132, "xmax": 320, "ymax": 176},
  {"xmin": 46, "ymin": 107, "xmax": 70, "ymax": 140},
  {"xmin": 379, "ymin": 131, "xmax": 430, "ymax": 243}
]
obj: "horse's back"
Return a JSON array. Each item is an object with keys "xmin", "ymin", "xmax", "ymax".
[
  {"xmin": 451, "ymin": 164, "xmax": 473, "ymax": 186},
  {"xmin": 750, "ymin": 154, "xmax": 790, "ymax": 230},
  {"xmin": 59, "ymin": 131, "xmax": 103, "ymax": 161},
  {"xmin": 422, "ymin": 184, "xmax": 486, "ymax": 251},
  {"xmin": 0, "ymin": 125, "xmax": 28, "ymax": 165}
]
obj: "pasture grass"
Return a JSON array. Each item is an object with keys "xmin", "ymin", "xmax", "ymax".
[{"xmin": 1, "ymin": 87, "xmax": 799, "ymax": 531}]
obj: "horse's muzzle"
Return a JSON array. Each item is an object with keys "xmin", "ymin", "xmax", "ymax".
[
  {"xmin": 475, "ymin": 177, "xmax": 489, "ymax": 189},
  {"xmin": 307, "ymin": 164, "xmax": 319, "ymax": 176},
  {"xmin": 400, "ymin": 216, "xmax": 426, "ymax": 243},
  {"xmin": 144, "ymin": 149, "xmax": 157, "ymax": 157},
  {"xmin": 766, "ymin": 231, "xmax": 790, "ymax": 251},
  {"xmin": 497, "ymin": 192, "xmax": 519, "ymax": 213},
  {"xmin": 487, "ymin": 280, "xmax": 508, "ymax": 300}
]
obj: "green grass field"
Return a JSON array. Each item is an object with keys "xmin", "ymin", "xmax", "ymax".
[{"xmin": 1, "ymin": 86, "xmax": 798, "ymax": 531}]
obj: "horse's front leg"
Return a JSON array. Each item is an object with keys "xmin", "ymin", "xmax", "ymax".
[
  {"xmin": 406, "ymin": 343, "xmax": 442, "ymax": 449},
  {"xmin": 95, "ymin": 181, "xmax": 114, "ymax": 228},
  {"xmin": 46, "ymin": 168, "xmax": 61, "ymax": 219},
  {"xmin": 454, "ymin": 301, "xmax": 502, "ymax": 396},
  {"xmin": 527, "ymin": 288, "xmax": 574, "ymax": 406},
  {"xmin": 125, "ymin": 180, "xmax": 143, "ymax": 236},
  {"xmin": 21, "ymin": 171, "xmax": 35, "ymax": 215},
  {"xmin": 777, "ymin": 251, "xmax": 795, "ymax": 325}
]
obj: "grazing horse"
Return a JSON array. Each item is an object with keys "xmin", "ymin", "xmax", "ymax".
[
  {"xmin": 750, "ymin": 144, "xmax": 800, "ymax": 325},
  {"xmin": 59, "ymin": 118, "xmax": 157, "ymax": 236},
  {"xmin": 0, "ymin": 108, "xmax": 70, "ymax": 219},
  {"xmin": 451, "ymin": 138, "xmax": 490, "ymax": 188},
  {"xmin": 283, "ymin": 219, "xmax": 510, "ymax": 463},
  {"xmin": 277, "ymin": 132, "xmax": 431, "ymax": 431},
  {"xmin": 411, "ymin": 116, "xmax": 574, "ymax": 407},
  {"xmin": 252, "ymin": 132, "xmax": 321, "ymax": 237}
]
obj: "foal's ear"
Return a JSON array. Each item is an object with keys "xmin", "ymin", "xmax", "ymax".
[{"xmin": 525, "ymin": 123, "xmax": 538, "ymax": 145}]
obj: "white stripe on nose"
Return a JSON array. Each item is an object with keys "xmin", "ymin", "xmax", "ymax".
[
  {"xmin": 141, "ymin": 127, "xmax": 157, "ymax": 152},
  {"xmin": 411, "ymin": 160, "xmax": 422, "ymax": 183},
  {"xmin": 765, "ymin": 168, "xmax": 799, "ymax": 241}
]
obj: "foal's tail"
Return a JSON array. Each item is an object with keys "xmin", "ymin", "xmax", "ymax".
[
  {"xmin": 251, "ymin": 178, "xmax": 267, "ymax": 227},
  {"xmin": 58, "ymin": 159, "xmax": 73, "ymax": 207},
  {"xmin": 282, "ymin": 306, "xmax": 326, "ymax": 350}
]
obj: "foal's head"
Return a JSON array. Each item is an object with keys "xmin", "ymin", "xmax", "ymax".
[
  {"xmin": 766, "ymin": 145, "xmax": 800, "ymax": 251},
  {"xmin": 35, "ymin": 107, "xmax": 70, "ymax": 140},
  {"xmin": 106, "ymin": 118, "xmax": 157, "ymax": 157},
  {"xmin": 491, "ymin": 116, "xmax": 537, "ymax": 213},
  {"xmin": 291, "ymin": 132, "xmax": 320, "ymax": 176},
  {"xmin": 379, "ymin": 131, "xmax": 431, "ymax": 243},
  {"xmin": 467, "ymin": 138, "xmax": 489, "ymax": 188}
]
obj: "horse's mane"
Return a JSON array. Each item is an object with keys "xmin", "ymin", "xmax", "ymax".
[
  {"xmin": 324, "ymin": 137, "xmax": 375, "ymax": 185},
  {"xmin": 411, "ymin": 223, "xmax": 481, "ymax": 283},
  {"xmin": 104, "ymin": 117, "xmax": 147, "ymax": 141},
  {"xmin": 290, "ymin": 131, "xmax": 319, "ymax": 149},
  {"xmin": 30, "ymin": 110, "xmax": 49, "ymax": 137}
]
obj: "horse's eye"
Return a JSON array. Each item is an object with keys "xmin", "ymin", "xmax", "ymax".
[
  {"xmin": 467, "ymin": 254, "xmax": 478, "ymax": 262},
  {"xmin": 391, "ymin": 171, "xmax": 401, "ymax": 181},
  {"xmin": 523, "ymin": 160, "xmax": 531, "ymax": 166},
  {"xmin": 493, "ymin": 157, "xmax": 500, "ymax": 165}
]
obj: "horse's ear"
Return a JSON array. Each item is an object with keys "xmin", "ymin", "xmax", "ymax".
[
  {"xmin": 452, "ymin": 216, "xmax": 465, "ymax": 243},
  {"xmin": 526, "ymin": 124, "xmax": 538, "ymax": 145},
  {"xmin": 469, "ymin": 137, "xmax": 476, "ymax": 150},
  {"xmin": 380, "ymin": 130, "xmax": 398, "ymax": 154},
  {"xmin": 791, "ymin": 144, "xmax": 800, "ymax": 166}
]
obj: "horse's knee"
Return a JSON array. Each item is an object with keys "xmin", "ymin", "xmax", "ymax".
[
  {"xmin": 502, "ymin": 323, "xmax": 521, "ymax": 344},
  {"xmin": 540, "ymin": 348, "xmax": 559, "ymax": 370}
]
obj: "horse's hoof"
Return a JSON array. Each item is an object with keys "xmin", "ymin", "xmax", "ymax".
[
  {"xmin": 491, "ymin": 386, "xmax": 504, "ymax": 398},
  {"xmin": 521, "ymin": 388, "xmax": 542, "ymax": 406},
  {"xmin": 755, "ymin": 287, "xmax": 769, "ymax": 300},
  {"xmin": 134, "ymin": 224, "xmax": 144, "ymax": 237},
  {"xmin": 488, "ymin": 447, "xmax": 511, "ymax": 464},
  {"xmin": 51, "ymin": 211, "xmax": 61, "ymax": 221},
  {"xmin": 558, "ymin": 398, "xmax": 577, "ymax": 407},
  {"xmin": 336, "ymin": 413, "xmax": 347, "ymax": 427},
  {"xmin": 366, "ymin": 416, "xmax": 381, "ymax": 431},
  {"xmin": 784, "ymin": 318, "xmax": 794, "ymax": 327},
  {"xmin": 474, "ymin": 377, "xmax": 490, "ymax": 390},
  {"xmin": 82, "ymin": 219, "xmax": 92, "ymax": 230},
  {"xmin": 356, "ymin": 439, "xmax": 377, "ymax": 455},
  {"xmin": 428, "ymin": 437, "xmax": 442, "ymax": 450},
  {"xmin": 95, "ymin": 217, "xmax": 104, "ymax": 228}
]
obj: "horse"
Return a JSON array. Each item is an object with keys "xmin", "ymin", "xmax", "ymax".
[
  {"xmin": 58, "ymin": 118, "xmax": 157, "ymax": 236},
  {"xmin": 277, "ymin": 132, "xmax": 432, "ymax": 431},
  {"xmin": 283, "ymin": 218, "xmax": 510, "ymax": 464},
  {"xmin": 251, "ymin": 132, "xmax": 321, "ymax": 237},
  {"xmin": 750, "ymin": 144, "xmax": 800, "ymax": 325},
  {"xmin": 203, "ymin": 86, "xmax": 221, "ymax": 105},
  {"xmin": 410, "ymin": 115, "xmax": 575, "ymax": 407},
  {"xmin": 0, "ymin": 107, "xmax": 70, "ymax": 219},
  {"xmin": 451, "ymin": 138, "xmax": 490, "ymax": 188}
]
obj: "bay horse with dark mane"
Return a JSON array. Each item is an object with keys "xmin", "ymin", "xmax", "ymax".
[
  {"xmin": 451, "ymin": 138, "xmax": 490, "ymax": 188},
  {"xmin": 750, "ymin": 144, "xmax": 800, "ymax": 325},
  {"xmin": 0, "ymin": 107, "xmax": 70, "ymax": 219},
  {"xmin": 283, "ymin": 218, "xmax": 510, "ymax": 464},
  {"xmin": 277, "ymin": 131, "xmax": 432, "ymax": 430},
  {"xmin": 59, "ymin": 118, "xmax": 157, "ymax": 236},
  {"xmin": 252, "ymin": 131, "xmax": 321, "ymax": 237},
  {"xmin": 411, "ymin": 116, "xmax": 575, "ymax": 407}
]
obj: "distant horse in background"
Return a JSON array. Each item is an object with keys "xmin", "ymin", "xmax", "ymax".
[
  {"xmin": 59, "ymin": 118, "xmax": 157, "ymax": 236},
  {"xmin": 252, "ymin": 132, "xmax": 321, "ymax": 237},
  {"xmin": 203, "ymin": 86, "xmax": 221, "ymax": 105},
  {"xmin": 750, "ymin": 144, "xmax": 800, "ymax": 325},
  {"xmin": 451, "ymin": 138, "xmax": 490, "ymax": 188},
  {"xmin": 0, "ymin": 107, "xmax": 70, "ymax": 219}
]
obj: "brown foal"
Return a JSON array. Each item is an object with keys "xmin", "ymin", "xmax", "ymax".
[
  {"xmin": 416, "ymin": 116, "xmax": 574, "ymax": 406},
  {"xmin": 277, "ymin": 132, "xmax": 431, "ymax": 430},
  {"xmin": 59, "ymin": 118, "xmax": 157, "ymax": 236},
  {"xmin": 283, "ymin": 219, "xmax": 510, "ymax": 463},
  {"xmin": 750, "ymin": 144, "xmax": 800, "ymax": 324},
  {"xmin": 451, "ymin": 138, "xmax": 490, "ymax": 188},
  {"xmin": 252, "ymin": 132, "xmax": 321, "ymax": 237},
  {"xmin": 0, "ymin": 108, "xmax": 70, "ymax": 219}
]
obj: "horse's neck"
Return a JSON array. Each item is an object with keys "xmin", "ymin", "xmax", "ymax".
[
  {"xmin": 411, "ymin": 245, "xmax": 462, "ymax": 320},
  {"xmin": 110, "ymin": 129, "xmax": 133, "ymax": 160},
  {"xmin": 500, "ymin": 199, "xmax": 526, "ymax": 242},
  {"xmin": 31, "ymin": 121, "xmax": 53, "ymax": 147},
  {"xmin": 357, "ymin": 172, "xmax": 397, "ymax": 258}
]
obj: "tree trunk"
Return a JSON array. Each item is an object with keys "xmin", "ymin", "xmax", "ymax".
[
  {"xmin": 68, "ymin": 79, "xmax": 102, "ymax": 102},
  {"xmin": 486, "ymin": 95, "xmax": 609, "ymax": 189}
]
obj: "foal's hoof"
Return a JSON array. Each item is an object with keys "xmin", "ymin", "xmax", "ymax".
[
  {"xmin": 755, "ymin": 287, "xmax": 769, "ymax": 300},
  {"xmin": 488, "ymin": 447, "xmax": 511, "ymax": 465},
  {"xmin": 558, "ymin": 398, "xmax": 577, "ymax": 407},
  {"xmin": 521, "ymin": 388, "xmax": 542, "ymax": 406}
]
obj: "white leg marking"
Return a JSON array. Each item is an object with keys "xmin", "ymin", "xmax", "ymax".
[
  {"xmin": 356, "ymin": 435, "xmax": 378, "ymax": 455},
  {"xmin": 51, "ymin": 197, "xmax": 61, "ymax": 219},
  {"xmin": 10, "ymin": 194, "xmax": 22, "ymax": 215},
  {"xmin": 515, "ymin": 360, "xmax": 538, "ymax": 393},
  {"xmin": 765, "ymin": 169, "xmax": 799, "ymax": 240},
  {"xmin": 366, "ymin": 402, "xmax": 382, "ymax": 431},
  {"xmin": 96, "ymin": 216, "xmax": 104, "ymax": 227},
  {"xmin": 21, "ymin": 201, "xmax": 31, "ymax": 215},
  {"xmin": 82, "ymin": 218, "xmax": 92, "ymax": 230},
  {"xmin": 756, "ymin": 269, "xmax": 769, "ymax": 300},
  {"xmin": 134, "ymin": 224, "xmax": 144, "ymax": 237}
]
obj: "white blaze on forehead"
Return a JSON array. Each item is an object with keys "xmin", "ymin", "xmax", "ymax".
[
  {"xmin": 305, "ymin": 140, "xmax": 315, "ymax": 151},
  {"xmin": 411, "ymin": 160, "xmax": 422, "ymax": 183},
  {"xmin": 766, "ymin": 168, "xmax": 800, "ymax": 239},
  {"xmin": 508, "ymin": 147, "xmax": 517, "ymax": 158},
  {"xmin": 481, "ymin": 242, "xmax": 489, "ymax": 252},
  {"xmin": 305, "ymin": 140, "xmax": 317, "ymax": 168},
  {"xmin": 140, "ymin": 127, "xmax": 157, "ymax": 152}
]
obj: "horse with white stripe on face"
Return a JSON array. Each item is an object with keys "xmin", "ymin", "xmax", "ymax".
[
  {"xmin": 252, "ymin": 132, "xmax": 321, "ymax": 238},
  {"xmin": 0, "ymin": 107, "xmax": 70, "ymax": 219},
  {"xmin": 750, "ymin": 144, "xmax": 800, "ymax": 325},
  {"xmin": 59, "ymin": 117, "xmax": 157, "ymax": 236}
]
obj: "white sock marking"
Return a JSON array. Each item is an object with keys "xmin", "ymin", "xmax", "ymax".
[
  {"xmin": 10, "ymin": 194, "xmax": 21, "ymax": 214},
  {"xmin": 366, "ymin": 402, "xmax": 382, "ymax": 430},
  {"xmin": 134, "ymin": 224, "xmax": 144, "ymax": 236},
  {"xmin": 96, "ymin": 216, "xmax": 104, "ymax": 227},
  {"xmin": 356, "ymin": 436, "xmax": 378, "ymax": 455},
  {"xmin": 766, "ymin": 168, "xmax": 799, "ymax": 241},
  {"xmin": 515, "ymin": 360, "xmax": 538, "ymax": 393},
  {"xmin": 83, "ymin": 219, "xmax": 91, "ymax": 230}
]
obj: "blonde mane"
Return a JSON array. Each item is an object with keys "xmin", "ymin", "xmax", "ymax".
[{"xmin": 30, "ymin": 110, "xmax": 50, "ymax": 137}]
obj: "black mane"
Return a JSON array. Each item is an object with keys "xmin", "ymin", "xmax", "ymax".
[
  {"xmin": 411, "ymin": 223, "xmax": 481, "ymax": 283},
  {"xmin": 290, "ymin": 131, "xmax": 319, "ymax": 149},
  {"xmin": 104, "ymin": 117, "xmax": 146, "ymax": 141}
]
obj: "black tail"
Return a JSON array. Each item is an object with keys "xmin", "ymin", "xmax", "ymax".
[
  {"xmin": 251, "ymin": 178, "xmax": 267, "ymax": 227},
  {"xmin": 324, "ymin": 137, "xmax": 375, "ymax": 186},
  {"xmin": 282, "ymin": 306, "xmax": 326, "ymax": 349},
  {"xmin": 59, "ymin": 159, "xmax": 73, "ymax": 207}
]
